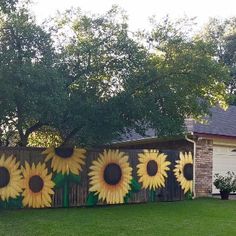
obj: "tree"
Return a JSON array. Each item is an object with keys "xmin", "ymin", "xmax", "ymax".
[
  {"xmin": 200, "ymin": 17, "xmax": 236, "ymax": 103},
  {"xmin": 0, "ymin": 2, "xmax": 67, "ymax": 146},
  {"xmin": 117, "ymin": 17, "xmax": 229, "ymax": 137},
  {"xmin": 48, "ymin": 6, "xmax": 149, "ymax": 147},
  {"xmin": 0, "ymin": 0, "xmax": 19, "ymax": 13},
  {"xmin": 51, "ymin": 14, "xmax": 229, "ymax": 146},
  {"xmin": 0, "ymin": 4, "xmax": 230, "ymax": 147}
]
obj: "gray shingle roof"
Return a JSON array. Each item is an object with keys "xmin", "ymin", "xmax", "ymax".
[
  {"xmin": 188, "ymin": 106, "xmax": 236, "ymax": 137},
  {"xmin": 118, "ymin": 128, "xmax": 156, "ymax": 142},
  {"xmin": 116, "ymin": 106, "xmax": 236, "ymax": 143}
]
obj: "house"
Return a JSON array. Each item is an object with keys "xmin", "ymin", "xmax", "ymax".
[{"xmin": 110, "ymin": 106, "xmax": 236, "ymax": 197}]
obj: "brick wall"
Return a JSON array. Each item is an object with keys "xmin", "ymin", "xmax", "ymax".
[{"xmin": 195, "ymin": 139, "xmax": 213, "ymax": 197}]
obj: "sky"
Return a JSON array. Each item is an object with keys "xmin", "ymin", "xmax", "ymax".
[{"xmin": 32, "ymin": 0, "xmax": 236, "ymax": 31}]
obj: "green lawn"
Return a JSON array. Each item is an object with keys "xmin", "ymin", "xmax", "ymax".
[{"xmin": 1, "ymin": 198, "xmax": 236, "ymax": 236}]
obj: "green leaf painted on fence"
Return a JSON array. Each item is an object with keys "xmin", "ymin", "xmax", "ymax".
[
  {"xmin": 53, "ymin": 173, "xmax": 81, "ymax": 207},
  {"xmin": 130, "ymin": 178, "xmax": 141, "ymax": 192},
  {"xmin": 0, "ymin": 196, "xmax": 23, "ymax": 209},
  {"xmin": 68, "ymin": 173, "xmax": 81, "ymax": 184},
  {"xmin": 86, "ymin": 192, "xmax": 98, "ymax": 206},
  {"xmin": 124, "ymin": 179, "xmax": 141, "ymax": 203},
  {"xmin": 53, "ymin": 173, "xmax": 65, "ymax": 188},
  {"xmin": 185, "ymin": 190, "xmax": 193, "ymax": 200},
  {"xmin": 124, "ymin": 191, "xmax": 132, "ymax": 203}
]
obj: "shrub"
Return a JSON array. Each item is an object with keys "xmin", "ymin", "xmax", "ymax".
[{"xmin": 213, "ymin": 171, "xmax": 236, "ymax": 193}]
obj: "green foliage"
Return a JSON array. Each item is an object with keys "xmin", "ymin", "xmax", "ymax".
[
  {"xmin": 120, "ymin": 17, "xmax": 229, "ymax": 137},
  {"xmin": 28, "ymin": 126, "xmax": 63, "ymax": 148},
  {"xmin": 0, "ymin": 3, "xmax": 67, "ymax": 146},
  {"xmin": 0, "ymin": 3, "xmax": 231, "ymax": 147},
  {"xmin": 200, "ymin": 17, "xmax": 236, "ymax": 104},
  {"xmin": 53, "ymin": 14, "xmax": 230, "ymax": 145},
  {"xmin": 51, "ymin": 6, "xmax": 148, "ymax": 147},
  {"xmin": 213, "ymin": 171, "xmax": 236, "ymax": 193},
  {"xmin": 0, "ymin": 0, "xmax": 19, "ymax": 13}
]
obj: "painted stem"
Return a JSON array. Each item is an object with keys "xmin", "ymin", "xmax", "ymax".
[
  {"xmin": 149, "ymin": 189, "xmax": 156, "ymax": 202},
  {"xmin": 63, "ymin": 179, "xmax": 69, "ymax": 208}
]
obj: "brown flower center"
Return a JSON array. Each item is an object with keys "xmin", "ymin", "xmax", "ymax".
[
  {"xmin": 183, "ymin": 163, "xmax": 193, "ymax": 181},
  {"xmin": 55, "ymin": 148, "xmax": 74, "ymax": 159},
  {"xmin": 147, "ymin": 160, "xmax": 158, "ymax": 176},
  {"xmin": 0, "ymin": 167, "xmax": 10, "ymax": 188},
  {"xmin": 29, "ymin": 175, "xmax": 44, "ymax": 193},
  {"xmin": 103, "ymin": 163, "xmax": 122, "ymax": 185}
]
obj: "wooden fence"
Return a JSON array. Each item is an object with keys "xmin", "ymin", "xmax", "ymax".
[{"xmin": 0, "ymin": 147, "xmax": 185, "ymax": 208}]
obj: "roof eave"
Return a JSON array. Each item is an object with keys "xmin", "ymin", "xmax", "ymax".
[
  {"xmin": 193, "ymin": 132, "xmax": 236, "ymax": 140},
  {"xmin": 109, "ymin": 134, "xmax": 186, "ymax": 147}
]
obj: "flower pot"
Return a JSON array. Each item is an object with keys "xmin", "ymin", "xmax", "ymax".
[{"xmin": 220, "ymin": 191, "xmax": 230, "ymax": 200}]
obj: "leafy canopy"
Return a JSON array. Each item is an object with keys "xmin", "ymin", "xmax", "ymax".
[
  {"xmin": 0, "ymin": 3, "xmax": 231, "ymax": 147},
  {"xmin": 199, "ymin": 17, "xmax": 236, "ymax": 103},
  {"xmin": 0, "ymin": 2, "xmax": 67, "ymax": 146}
]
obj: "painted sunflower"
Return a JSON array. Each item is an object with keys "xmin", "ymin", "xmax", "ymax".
[
  {"xmin": 0, "ymin": 155, "xmax": 22, "ymax": 201},
  {"xmin": 137, "ymin": 149, "xmax": 171, "ymax": 190},
  {"xmin": 42, "ymin": 147, "xmax": 86, "ymax": 175},
  {"xmin": 21, "ymin": 162, "xmax": 55, "ymax": 208},
  {"xmin": 174, "ymin": 152, "xmax": 193, "ymax": 194},
  {"xmin": 89, "ymin": 149, "xmax": 132, "ymax": 204}
]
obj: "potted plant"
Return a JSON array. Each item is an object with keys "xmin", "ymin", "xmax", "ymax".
[{"xmin": 213, "ymin": 171, "xmax": 236, "ymax": 200}]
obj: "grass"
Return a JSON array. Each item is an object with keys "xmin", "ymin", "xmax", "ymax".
[{"xmin": 1, "ymin": 198, "xmax": 236, "ymax": 236}]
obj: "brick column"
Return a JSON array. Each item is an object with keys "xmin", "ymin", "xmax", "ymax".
[{"xmin": 195, "ymin": 139, "xmax": 213, "ymax": 197}]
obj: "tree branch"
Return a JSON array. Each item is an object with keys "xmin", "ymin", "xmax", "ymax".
[
  {"xmin": 25, "ymin": 121, "xmax": 45, "ymax": 138},
  {"xmin": 60, "ymin": 127, "xmax": 80, "ymax": 147}
]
